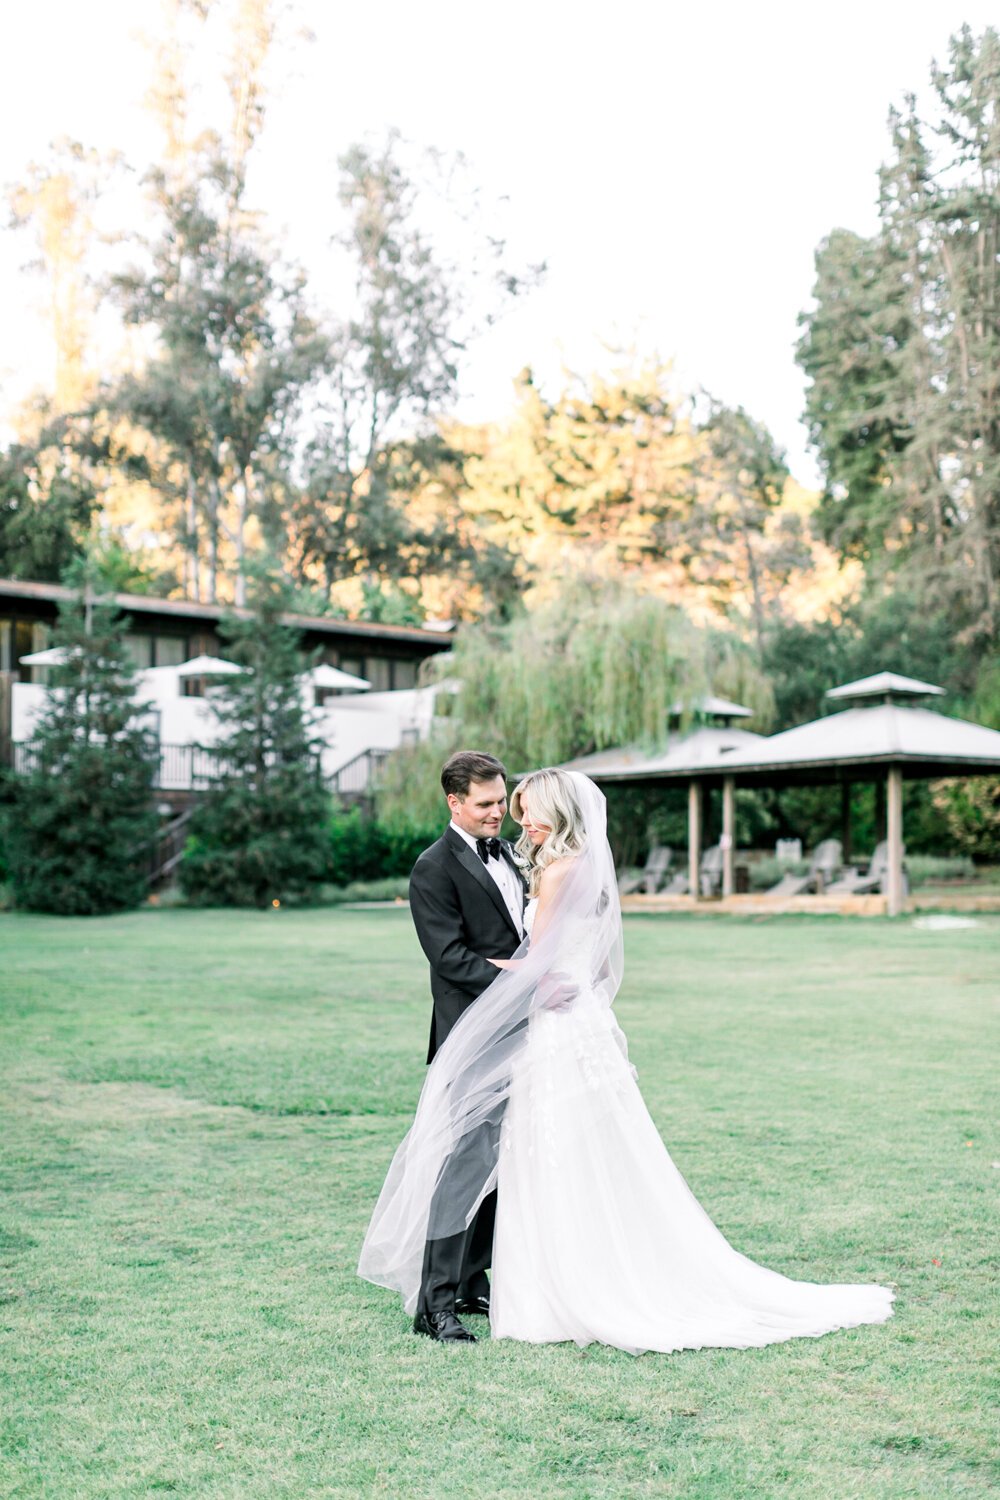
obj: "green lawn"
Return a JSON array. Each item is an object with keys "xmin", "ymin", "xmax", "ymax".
[{"xmin": 1, "ymin": 908, "xmax": 997, "ymax": 1499}]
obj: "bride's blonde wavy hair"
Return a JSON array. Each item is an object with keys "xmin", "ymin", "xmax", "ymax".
[{"xmin": 510, "ymin": 768, "xmax": 587, "ymax": 896}]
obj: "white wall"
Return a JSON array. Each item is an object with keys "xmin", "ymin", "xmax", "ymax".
[{"xmin": 12, "ymin": 671, "xmax": 447, "ymax": 788}]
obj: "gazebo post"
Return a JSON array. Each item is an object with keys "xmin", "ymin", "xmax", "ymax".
[
  {"xmin": 840, "ymin": 782, "xmax": 852, "ymax": 863},
  {"xmin": 688, "ymin": 780, "xmax": 702, "ymax": 900},
  {"xmin": 886, "ymin": 764, "xmax": 904, "ymax": 916},
  {"xmin": 721, "ymin": 774, "xmax": 735, "ymax": 898}
]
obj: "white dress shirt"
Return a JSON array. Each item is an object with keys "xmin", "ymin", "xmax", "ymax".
[{"xmin": 450, "ymin": 821, "xmax": 525, "ymax": 937}]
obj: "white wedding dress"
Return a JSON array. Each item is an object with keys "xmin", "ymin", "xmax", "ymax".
[
  {"xmin": 489, "ymin": 899, "xmax": 894, "ymax": 1353},
  {"xmin": 358, "ymin": 773, "xmax": 894, "ymax": 1356}
]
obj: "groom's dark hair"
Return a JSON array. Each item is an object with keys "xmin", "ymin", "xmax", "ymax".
[{"xmin": 441, "ymin": 750, "xmax": 507, "ymax": 799}]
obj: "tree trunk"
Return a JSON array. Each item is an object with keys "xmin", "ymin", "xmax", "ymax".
[
  {"xmin": 206, "ymin": 476, "xmax": 221, "ymax": 604},
  {"xmin": 234, "ymin": 466, "xmax": 250, "ymax": 608},
  {"xmin": 186, "ymin": 468, "xmax": 201, "ymax": 601}
]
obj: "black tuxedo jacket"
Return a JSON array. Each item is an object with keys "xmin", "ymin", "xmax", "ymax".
[{"xmin": 409, "ymin": 824, "xmax": 527, "ymax": 1063}]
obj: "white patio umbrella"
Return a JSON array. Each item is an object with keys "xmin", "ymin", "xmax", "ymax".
[
  {"xmin": 176, "ymin": 655, "xmax": 244, "ymax": 676},
  {"xmin": 19, "ymin": 646, "xmax": 72, "ymax": 666},
  {"xmin": 311, "ymin": 663, "xmax": 371, "ymax": 692}
]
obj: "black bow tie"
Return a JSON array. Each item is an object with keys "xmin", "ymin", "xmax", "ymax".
[{"xmin": 476, "ymin": 837, "xmax": 502, "ymax": 864}]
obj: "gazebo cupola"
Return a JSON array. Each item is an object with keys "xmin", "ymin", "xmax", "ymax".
[{"xmin": 825, "ymin": 672, "xmax": 946, "ymax": 707}]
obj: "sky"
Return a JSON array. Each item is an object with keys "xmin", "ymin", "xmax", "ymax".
[{"xmin": 2, "ymin": 0, "xmax": 997, "ymax": 485}]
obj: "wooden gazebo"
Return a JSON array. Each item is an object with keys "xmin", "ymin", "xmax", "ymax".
[{"xmin": 566, "ymin": 673, "xmax": 1000, "ymax": 915}]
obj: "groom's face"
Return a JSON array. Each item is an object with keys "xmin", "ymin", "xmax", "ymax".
[{"xmin": 449, "ymin": 775, "xmax": 508, "ymax": 839}]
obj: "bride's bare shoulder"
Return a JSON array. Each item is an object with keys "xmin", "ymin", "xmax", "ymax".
[{"xmin": 538, "ymin": 857, "xmax": 576, "ymax": 894}]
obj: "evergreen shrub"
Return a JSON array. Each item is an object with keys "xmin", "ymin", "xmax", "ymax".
[
  {"xmin": 3, "ymin": 568, "xmax": 158, "ymax": 914},
  {"xmin": 327, "ymin": 804, "xmax": 440, "ymax": 885},
  {"xmin": 179, "ymin": 574, "xmax": 331, "ymax": 908}
]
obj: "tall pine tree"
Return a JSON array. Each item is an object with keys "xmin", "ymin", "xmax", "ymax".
[
  {"xmin": 4, "ymin": 562, "xmax": 158, "ymax": 914},
  {"xmin": 179, "ymin": 570, "xmax": 331, "ymax": 907},
  {"xmin": 798, "ymin": 25, "xmax": 1000, "ymax": 638}
]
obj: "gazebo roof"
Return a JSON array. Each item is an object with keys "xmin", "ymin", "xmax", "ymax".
[
  {"xmin": 826, "ymin": 671, "xmax": 945, "ymax": 702},
  {"xmin": 563, "ymin": 725, "xmax": 765, "ymax": 781},
  {"xmin": 565, "ymin": 671, "xmax": 1000, "ymax": 787},
  {"xmin": 699, "ymin": 703, "xmax": 1000, "ymax": 784}
]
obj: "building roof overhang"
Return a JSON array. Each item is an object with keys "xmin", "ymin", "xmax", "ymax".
[{"xmin": 0, "ymin": 577, "xmax": 454, "ymax": 649}]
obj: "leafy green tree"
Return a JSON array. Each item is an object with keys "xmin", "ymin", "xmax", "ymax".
[
  {"xmin": 691, "ymin": 403, "xmax": 808, "ymax": 650},
  {"xmin": 797, "ymin": 229, "xmax": 909, "ymax": 562},
  {"xmin": 930, "ymin": 779, "xmax": 1000, "ymax": 861},
  {"xmin": 763, "ymin": 588, "xmax": 971, "ymax": 731},
  {"xmin": 0, "ymin": 398, "xmax": 134, "ymax": 583},
  {"xmin": 179, "ymin": 570, "xmax": 331, "ymax": 907},
  {"xmin": 3, "ymin": 562, "xmax": 158, "ymax": 913},
  {"xmin": 931, "ymin": 654, "xmax": 1000, "ymax": 861},
  {"xmin": 798, "ymin": 26, "xmax": 1000, "ymax": 639},
  {"xmin": 111, "ymin": 151, "xmax": 327, "ymax": 606},
  {"xmin": 289, "ymin": 135, "xmax": 537, "ymax": 605}
]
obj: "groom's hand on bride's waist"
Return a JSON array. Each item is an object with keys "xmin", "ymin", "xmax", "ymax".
[{"xmin": 537, "ymin": 972, "xmax": 578, "ymax": 1010}]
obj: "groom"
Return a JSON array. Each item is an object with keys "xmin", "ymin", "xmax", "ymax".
[{"xmin": 407, "ymin": 749, "xmax": 526, "ymax": 1343}]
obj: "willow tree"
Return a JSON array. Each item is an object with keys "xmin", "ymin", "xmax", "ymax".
[{"xmin": 375, "ymin": 582, "xmax": 774, "ymax": 835}]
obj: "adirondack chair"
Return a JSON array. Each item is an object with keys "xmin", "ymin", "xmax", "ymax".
[
  {"xmin": 827, "ymin": 840, "xmax": 907, "ymax": 895},
  {"xmin": 618, "ymin": 844, "xmax": 673, "ymax": 895},
  {"xmin": 699, "ymin": 844, "xmax": 725, "ymax": 898},
  {"xmin": 662, "ymin": 844, "xmax": 723, "ymax": 897},
  {"xmin": 766, "ymin": 838, "xmax": 843, "ymax": 898}
]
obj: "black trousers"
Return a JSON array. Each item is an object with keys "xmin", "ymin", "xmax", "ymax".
[
  {"xmin": 418, "ymin": 1188, "xmax": 497, "ymax": 1314},
  {"xmin": 418, "ymin": 1102, "xmax": 504, "ymax": 1315}
]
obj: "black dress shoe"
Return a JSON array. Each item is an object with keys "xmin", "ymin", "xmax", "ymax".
[
  {"xmin": 454, "ymin": 1295, "xmax": 490, "ymax": 1317},
  {"xmin": 412, "ymin": 1309, "xmax": 477, "ymax": 1343}
]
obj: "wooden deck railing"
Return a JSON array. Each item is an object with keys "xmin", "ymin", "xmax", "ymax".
[{"xmin": 10, "ymin": 740, "xmax": 392, "ymax": 797}]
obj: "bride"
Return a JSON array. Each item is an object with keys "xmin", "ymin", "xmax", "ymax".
[{"xmin": 359, "ymin": 768, "xmax": 894, "ymax": 1354}]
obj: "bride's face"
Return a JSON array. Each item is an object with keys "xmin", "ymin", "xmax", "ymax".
[{"xmin": 518, "ymin": 795, "xmax": 551, "ymax": 848}]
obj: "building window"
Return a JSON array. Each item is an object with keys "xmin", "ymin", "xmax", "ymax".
[
  {"xmin": 16, "ymin": 622, "xmax": 36, "ymax": 682},
  {"xmin": 365, "ymin": 658, "xmax": 391, "ymax": 692},
  {"xmin": 392, "ymin": 659, "xmax": 419, "ymax": 690},
  {"xmin": 1, "ymin": 620, "xmax": 51, "ymax": 681},
  {"xmin": 154, "ymin": 636, "xmax": 187, "ymax": 667},
  {"xmin": 125, "ymin": 634, "xmax": 154, "ymax": 669},
  {"xmin": 339, "ymin": 654, "xmax": 364, "ymax": 679}
]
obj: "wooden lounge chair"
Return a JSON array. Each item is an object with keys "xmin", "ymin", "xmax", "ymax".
[
  {"xmin": 826, "ymin": 840, "xmax": 907, "ymax": 895},
  {"xmin": 699, "ymin": 844, "xmax": 725, "ymax": 898},
  {"xmin": 618, "ymin": 844, "xmax": 673, "ymax": 895},
  {"xmin": 766, "ymin": 838, "xmax": 843, "ymax": 898},
  {"xmin": 662, "ymin": 844, "xmax": 722, "ymax": 897}
]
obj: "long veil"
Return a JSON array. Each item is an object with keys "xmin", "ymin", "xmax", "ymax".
[{"xmin": 358, "ymin": 772, "xmax": 623, "ymax": 1313}]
